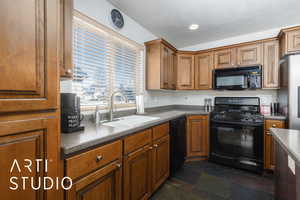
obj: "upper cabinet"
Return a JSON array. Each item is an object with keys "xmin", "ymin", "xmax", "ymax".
[
  {"xmin": 214, "ymin": 48, "xmax": 237, "ymax": 69},
  {"xmin": 60, "ymin": 0, "xmax": 74, "ymax": 78},
  {"xmin": 144, "ymin": 26, "xmax": 300, "ymax": 91},
  {"xmin": 263, "ymin": 40, "xmax": 280, "ymax": 89},
  {"xmin": 279, "ymin": 26, "xmax": 300, "ymax": 57},
  {"xmin": 176, "ymin": 54, "xmax": 195, "ymax": 90},
  {"xmin": 195, "ymin": 52, "xmax": 214, "ymax": 90},
  {"xmin": 0, "ymin": 0, "xmax": 59, "ymax": 113},
  {"xmin": 145, "ymin": 39, "xmax": 176, "ymax": 90},
  {"xmin": 237, "ymin": 43, "xmax": 263, "ymax": 66}
]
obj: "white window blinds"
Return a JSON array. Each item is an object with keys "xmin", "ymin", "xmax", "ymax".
[{"xmin": 73, "ymin": 11, "xmax": 144, "ymax": 108}]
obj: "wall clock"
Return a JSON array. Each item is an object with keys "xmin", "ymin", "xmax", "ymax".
[{"xmin": 111, "ymin": 9, "xmax": 124, "ymax": 29}]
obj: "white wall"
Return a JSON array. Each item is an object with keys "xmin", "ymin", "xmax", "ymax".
[{"xmin": 74, "ymin": 0, "xmax": 156, "ymax": 44}]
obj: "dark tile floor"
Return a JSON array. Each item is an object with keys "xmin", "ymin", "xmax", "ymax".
[{"xmin": 151, "ymin": 161, "xmax": 274, "ymax": 200}]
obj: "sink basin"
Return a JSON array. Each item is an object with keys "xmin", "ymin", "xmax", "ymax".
[{"xmin": 103, "ymin": 115, "xmax": 160, "ymax": 127}]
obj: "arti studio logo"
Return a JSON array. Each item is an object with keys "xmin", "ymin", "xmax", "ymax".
[{"xmin": 9, "ymin": 159, "xmax": 72, "ymax": 191}]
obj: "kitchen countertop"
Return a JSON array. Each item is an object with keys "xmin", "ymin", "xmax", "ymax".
[
  {"xmin": 61, "ymin": 109, "xmax": 209, "ymax": 156},
  {"xmin": 263, "ymin": 114, "xmax": 287, "ymax": 120},
  {"xmin": 271, "ymin": 128, "xmax": 300, "ymax": 165},
  {"xmin": 61, "ymin": 105, "xmax": 287, "ymax": 157}
]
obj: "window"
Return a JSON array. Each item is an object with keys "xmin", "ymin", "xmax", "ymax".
[{"xmin": 73, "ymin": 11, "xmax": 144, "ymax": 109}]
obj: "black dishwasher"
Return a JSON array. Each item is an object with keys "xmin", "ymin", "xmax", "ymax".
[{"xmin": 170, "ymin": 116, "xmax": 187, "ymax": 176}]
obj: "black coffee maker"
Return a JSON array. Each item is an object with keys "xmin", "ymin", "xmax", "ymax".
[{"xmin": 61, "ymin": 93, "xmax": 84, "ymax": 133}]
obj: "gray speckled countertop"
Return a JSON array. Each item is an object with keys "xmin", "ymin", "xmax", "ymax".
[
  {"xmin": 263, "ymin": 114, "xmax": 287, "ymax": 120},
  {"xmin": 61, "ymin": 109, "xmax": 209, "ymax": 156},
  {"xmin": 271, "ymin": 128, "xmax": 300, "ymax": 165}
]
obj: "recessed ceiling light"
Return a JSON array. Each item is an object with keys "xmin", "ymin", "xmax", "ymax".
[{"xmin": 189, "ymin": 24, "xmax": 199, "ymax": 30}]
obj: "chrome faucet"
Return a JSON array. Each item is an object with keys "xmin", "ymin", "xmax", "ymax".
[
  {"xmin": 109, "ymin": 91, "xmax": 128, "ymax": 122},
  {"xmin": 95, "ymin": 105, "xmax": 102, "ymax": 124}
]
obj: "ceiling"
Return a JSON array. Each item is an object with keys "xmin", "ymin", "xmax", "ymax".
[{"xmin": 108, "ymin": 0, "xmax": 300, "ymax": 48}]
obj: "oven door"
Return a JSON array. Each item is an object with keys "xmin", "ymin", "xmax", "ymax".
[
  {"xmin": 210, "ymin": 121, "xmax": 263, "ymax": 162},
  {"xmin": 214, "ymin": 74, "xmax": 248, "ymax": 90}
]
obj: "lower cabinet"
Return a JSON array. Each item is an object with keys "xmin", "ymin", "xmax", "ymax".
[
  {"xmin": 152, "ymin": 135, "xmax": 170, "ymax": 192},
  {"xmin": 124, "ymin": 145, "xmax": 152, "ymax": 200},
  {"xmin": 0, "ymin": 116, "xmax": 59, "ymax": 200},
  {"xmin": 186, "ymin": 115, "xmax": 209, "ymax": 159},
  {"xmin": 65, "ymin": 123, "xmax": 170, "ymax": 200},
  {"xmin": 264, "ymin": 119, "xmax": 285, "ymax": 171},
  {"xmin": 66, "ymin": 160, "xmax": 122, "ymax": 200}
]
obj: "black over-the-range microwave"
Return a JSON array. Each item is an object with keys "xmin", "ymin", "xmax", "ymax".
[{"xmin": 213, "ymin": 66, "xmax": 262, "ymax": 90}]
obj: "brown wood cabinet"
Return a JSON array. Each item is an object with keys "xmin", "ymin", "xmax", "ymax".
[
  {"xmin": 214, "ymin": 48, "xmax": 237, "ymax": 69},
  {"xmin": 195, "ymin": 52, "xmax": 214, "ymax": 89},
  {"xmin": 66, "ymin": 140, "xmax": 122, "ymax": 180},
  {"xmin": 1, "ymin": 1, "xmax": 60, "ymax": 199},
  {"xmin": 0, "ymin": 0, "xmax": 59, "ymax": 113},
  {"xmin": 279, "ymin": 26, "xmax": 300, "ymax": 57},
  {"xmin": 186, "ymin": 115, "xmax": 209, "ymax": 159},
  {"xmin": 264, "ymin": 119, "xmax": 285, "ymax": 171},
  {"xmin": 66, "ymin": 160, "xmax": 122, "ymax": 200},
  {"xmin": 176, "ymin": 54, "xmax": 195, "ymax": 89},
  {"xmin": 124, "ymin": 145, "xmax": 153, "ymax": 200},
  {"xmin": 65, "ymin": 123, "xmax": 170, "ymax": 200},
  {"xmin": 0, "ymin": 116, "xmax": 60, "ymax": 200},
  {"xmin": 263, "ymin": 40, "xmax": 280, "ymax": 89},
  {"xmin": 152, "ymin": 135, "xmax": 170, "ymax": 192},
  {"xmin": 145, "ymin": 39, "xmax": 176, "ymax": 90},
  {"xmin": 60, "ymin": 0, "xmax": 74, "ymax": 78},
  {"xmin": 237, "ymin": 43, "xmax": 263, "ymax": 66}
]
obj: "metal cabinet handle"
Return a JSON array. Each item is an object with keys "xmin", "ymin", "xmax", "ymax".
[
  {"xmin": 272, "ymin": 124, "xmax": 277, "ymax": 128},
  {"xmin": 154, "ymin": 144, "xmax": 158, "ymax": 148},
  {"xmin": 116, "ymin": 163, "xmax": 121, "ymax": 168},
  {"xmin": 149, "ymin": 146, "xmax": 153, "ymax": 150},
  {"xmin": 266, "ymin": 131, "xmax": 271, "ymax": 136},
  {"xmin": 66, "ymin": 69, "xmax": 72, "ymax": 74},
  {"xmin": 96, "ymin": 155, "xmax": 103, "ymax": 162}
]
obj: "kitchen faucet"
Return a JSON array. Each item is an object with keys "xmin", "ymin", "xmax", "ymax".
[{"xmin": 109, "ymin": 91, "xmax": 128, "ymax": 122}]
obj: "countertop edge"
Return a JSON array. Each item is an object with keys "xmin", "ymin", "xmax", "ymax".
[{"xmin": 271, "ymin": 128, "xmax": 300, "ymax": 165}]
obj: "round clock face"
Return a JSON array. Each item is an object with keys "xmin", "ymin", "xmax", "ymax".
[{"xmin": 111, "ymin": 9, "xmax": 124, "ymax": 29}]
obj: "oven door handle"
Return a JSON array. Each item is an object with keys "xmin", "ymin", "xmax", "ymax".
[{"xmin": 210, "ymin": 119, "xmax": 264, "ymax": 127}]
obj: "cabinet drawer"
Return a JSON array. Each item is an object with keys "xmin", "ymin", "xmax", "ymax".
[
  {"xmin": 265, "ymin": 120, "xmax": 285, "ymax": 132},
  {"xmin": 66, "ymin": 140, "xmax": 122, "ymax": 180},
  {"xmin": 124, "ymin": 129, "xmax": 152, "ymax": 154},
  {"xmin": 153, "ymin": 122, "xmax": 170, "ymax": 141}
]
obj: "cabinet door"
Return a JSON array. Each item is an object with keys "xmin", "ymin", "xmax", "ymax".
[
  {"xmin": 66, "ymin": 160, "xmax": 122, "ymax": 200},
  {"xmin": 152, "ymin": 135, "xmax": 170, "ymax": 192},
  {"xmin": 187, "ymin": 115, "xmax": 209, "ymax": 158},
  {"xmin": 214, "ymin": 48, "xmax": 236, "ymax": 69},
  {"xmin": 237, "ymin": 43, "xmax": 262, "ymax": 66},
  {"xmin": 263, "ymin": 41, "xmax": 280, "ymax": 89},
  {"xmin": 195, "ymin": 53, "xmax": 214, "ymax": 90},
  {"xmin": 286, "ymin": 29, "xmax": 300, "ymax": 53},
  {"xmin": 0, "ymin": 0, "xmax": 59, "ymax": 112},
  {"xmin": 264, "ymin": 120, "xmax": 285, "ymax": 170},
  {"xmin": 161, "ymin": 45, "xmax": 170, "ymax": 89},
  {"xmin": 168, "ymin": 50, "xmax": 176, "ymax": 89},
  {"xmin": 0, "ymin": 117, "xmax": 59, "ymax": 200},
  {"xmin": 60, "ymin": 0, "xmax": 73, "ymax": 78},
  {"xmin": 124, "ymin": 145, "xmax": 152, "ymax": 200},
  {"xmin": 176, "ymin": 54, "xmax": 195, "ymax": 90}
]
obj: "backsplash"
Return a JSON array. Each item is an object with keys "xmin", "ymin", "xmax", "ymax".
[
  {"xmin": 145, "ymin": 90, "xmax": 278, "ymax": 108},
  {"xmin": 62, "ymin": 80, "xmax": 277, "ymax": 108}
]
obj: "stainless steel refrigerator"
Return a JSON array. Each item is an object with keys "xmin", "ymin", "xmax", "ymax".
[{"xmin": 278, "ymin": 54, "xmax": 300, "ymax": 129}]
